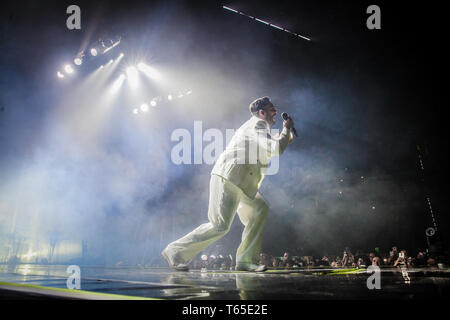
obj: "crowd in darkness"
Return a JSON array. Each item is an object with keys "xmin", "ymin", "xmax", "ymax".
[{"xmin": 187, "ymin": 245, "xmax": 449, "ymax": 270}]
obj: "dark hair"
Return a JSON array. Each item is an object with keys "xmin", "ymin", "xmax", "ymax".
[{"xmin": 249, "ymin": 96, "xmax": 271, "ymax": 115}]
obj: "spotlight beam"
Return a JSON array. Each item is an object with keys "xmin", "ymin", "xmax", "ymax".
[
  {"xmin": 93, "ymin": 53, "xmax": 125, "ymax": 90},
  {"xmin": 110, "ymin": 74, "xmax": 126, "ymax": 93},
  {"xmin": 137, "ymin": 63, "xmax": 161, "ymax": 81},
  {"xmin": 64, "ymin": 64, "xmax": 74, "ymax": 74},
  {"xmin": 126, "ymin": 66, "xmax": 139, "ymax": 89}
]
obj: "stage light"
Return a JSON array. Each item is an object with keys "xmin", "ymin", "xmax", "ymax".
[
  {"xmin": 110, "ymin": 74, "xmax": 125, "ymax": 93},
  {"xmin": 150, "ymin": 100, "xmax": 157, "ymax": 107},
  {"xmin": 64, "ymin": 64, "xmax": 74, "ymax": 74},
  {"xmin": 57, "ymin": 71, "xmax": 65, "ymax": 78},
  {"xmin": 126, "ymin": 66, "xmax": 139, "ymax": 88},
  {"xmin": 168, "ymin": 94, "xmax": 173, "ymax": 101},
  {"xmin": 186, "ymin": 90, "xmax": 192, "ymax": 95},
  {"xmin": 74, "ymin": 57, "xmax": 82, "ymax": 65},
  {"xmin": 74, "ymin": 51, "xmax": 84, "ymax": 65},
  {"xmin": 372, "ymin": 206, "xmax": 376, "ymax": 210},
  {"xmin": 89, "ymin": 37, "xmax": 121, "ymax": 58},
  {"xmin": 255, "ymin": 17, "xmax": 270, "ymax": 25},
  {"xmin": 132, "ymin": 108, "xmax": 139, "ymax": 115},
  {"xmin": 103, "ymin": 38, "xmax": 121, "ymax": 54},
  {"xmin": 223, "ymin": 5, "xmax": 239, "ymax": 13},
  {"xmin": 222, "ymin": 6, "xmax": 311, "ymax": 41},
  {"xmin": 140, "ymin": 103, "xmax": 149, "ymax": 112}
]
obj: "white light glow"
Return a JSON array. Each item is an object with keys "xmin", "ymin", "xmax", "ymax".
[
  {"xmin": 23, "ymin": 251, "xmax": 36, "ymax": 260},
  {"xmin": 150, "ymin": 100, "xmax": 157, "ymax": 107},
  {"xmin": 126, "ymin": 66, "xmax": 139, "ymax": 88},
  {"xmin": 137, "ymin": 62, "xmax": 161, "ymax": 81},
  {"xmin": 22, "ymin": 264, "xmax": 31, "ymax": 276},
  {"xmin": 133, "ymin": 108, "xmax": 139, "ymax": 114},
  {"xmin": 57, "ymin": 71, "xmax": 65, "ymax": 78},
  {"xmin": 167, "ymin": 94, "xmax": 173, "ymax": 101},
  {"xmin": 64, "ymin": 64, "xmax": 74, "ymax": 74},
  {"xmin": 140, "ymin": 104, "xmax": 149, "ymax": 112},
  {"xmin": 90, "ymin": 48, "xmax": 98, "ymax": 56},
  {"xmin": 110, "ymin": 74, "xmax": 125, "ymax": 93},
  {"xmin": 74, "ymin": 57, "xmax": 82, "ymax": 65}
]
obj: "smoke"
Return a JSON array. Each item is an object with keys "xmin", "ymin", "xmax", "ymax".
[{"xmin": 257, "ymin": 75, "xmax": 423, "ymax": 256}]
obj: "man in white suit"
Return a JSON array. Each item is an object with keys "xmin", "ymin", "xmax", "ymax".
[{"xmin": 162, "ymin": 97, "xmax": 294, "ymax": 271}]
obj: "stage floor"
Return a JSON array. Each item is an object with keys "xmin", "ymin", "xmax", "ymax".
[{"xmin": 1, "ymin": 264, "xmax": 450, "ymax": 300}]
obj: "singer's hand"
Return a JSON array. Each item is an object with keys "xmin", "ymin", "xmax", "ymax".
[{"xmin": 283, "ymin": 118, "xmax": 294, "ymax": 130}]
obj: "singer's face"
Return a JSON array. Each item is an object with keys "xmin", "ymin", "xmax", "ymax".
[{"xmin": 260, "ymin": 103, "xmax": 277, "ymax": 126}]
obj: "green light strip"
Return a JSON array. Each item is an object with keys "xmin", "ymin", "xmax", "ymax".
[{"xmin": 0, "ymin": 281, "xmax": 163, "ymax": 300}]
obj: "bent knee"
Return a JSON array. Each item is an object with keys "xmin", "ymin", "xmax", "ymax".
[{"xmin": 213, "ymin": 222, "xmax": 231, "ymax": 234}]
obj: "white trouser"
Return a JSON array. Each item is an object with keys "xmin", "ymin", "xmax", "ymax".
[{"xmin": 164, "ymin": 174, "xmax": 269, "ymax": 266}]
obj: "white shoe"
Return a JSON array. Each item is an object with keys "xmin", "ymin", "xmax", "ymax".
[
  {"xmin": 161, "ymin": 249, "xmax": 189, "ymax": 272},
  {"xmin": 235, "ymin": 263, "xmax": 267, "ymax": 272}
]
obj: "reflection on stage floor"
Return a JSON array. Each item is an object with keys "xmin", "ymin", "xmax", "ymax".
[{"xmin": 1, "ymin": 264, "xmax": 449, "ymax": 300}]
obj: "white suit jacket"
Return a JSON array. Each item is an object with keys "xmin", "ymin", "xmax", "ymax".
[{"xmin": 211, "ymin": 116, "xmax": 293, "ymax": 199}]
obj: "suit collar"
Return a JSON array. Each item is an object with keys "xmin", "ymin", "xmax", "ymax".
[{"xmin": 250, "ymin": 115, "xmax": 269, "ymax": 130}]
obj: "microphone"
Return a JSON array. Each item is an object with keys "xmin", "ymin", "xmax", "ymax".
[{"xmin": 281, "ymin": 112, "xmax": 298, "ymax": 137}]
